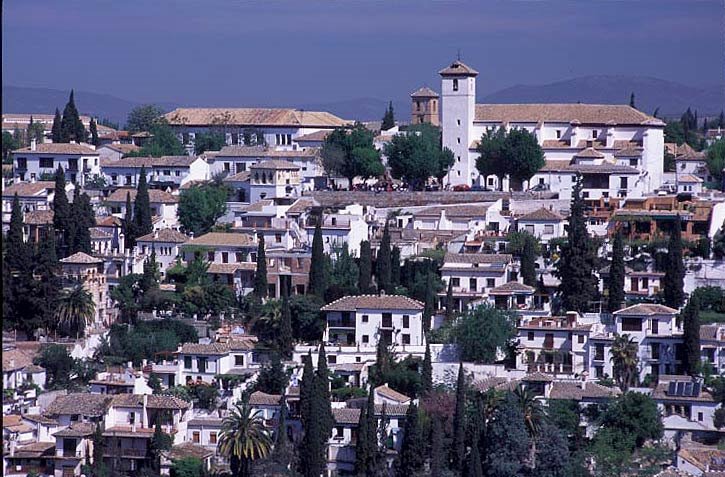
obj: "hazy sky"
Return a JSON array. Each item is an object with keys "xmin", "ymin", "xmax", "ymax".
[{"xmin": 3, "ymin": 0, "xmax": 723, "ymax": 106}]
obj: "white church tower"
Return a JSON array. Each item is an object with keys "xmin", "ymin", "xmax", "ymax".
[{"xmin": 439, "ymin": 60, "xmax": 478, "ymax": 187}]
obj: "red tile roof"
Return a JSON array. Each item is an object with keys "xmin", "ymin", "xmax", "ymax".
[{"xmin": 321, "ymin": 295, "xmax": 424, "ymax": 312}]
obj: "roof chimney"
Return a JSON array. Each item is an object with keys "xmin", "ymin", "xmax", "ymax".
[{"xmin": 30, "ymin": 138, "xmax": 37, "ymax": 151}]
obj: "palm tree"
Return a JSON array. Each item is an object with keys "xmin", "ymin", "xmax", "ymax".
[
  {"xmin": 218, "ymin": 400, "xmax": 273, "ymax": 477},
  {"xmin": 611, "ymin": 333, "xmax": 639, "ymax": 392},
  {"xmin": 514, "ymin": 384, "xmax": 545, "ymax": 469},
  {"xmin": 55, "ymin": 284, "xmax": 96, "ymax": 337}
]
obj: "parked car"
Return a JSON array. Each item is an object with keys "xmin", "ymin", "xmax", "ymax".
[
  {"xmin": 529, "ymin": 183, "xmax": 550, "ymax": 192},
  {"xmin": 453, "ymin": 184, "xmax": 471, "ymax": 191}
]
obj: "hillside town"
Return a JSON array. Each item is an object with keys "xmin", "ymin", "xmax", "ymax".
[{"xmin": 2, "ymin": 57, "xmax": 725, "ymax": 477}]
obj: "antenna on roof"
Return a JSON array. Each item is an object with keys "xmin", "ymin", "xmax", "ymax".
[{"xmin": 457, "ymin": 48, "xmax": 461, "ymax": 61}]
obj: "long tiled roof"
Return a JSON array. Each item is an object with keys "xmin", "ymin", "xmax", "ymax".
[
  {"xmin": 614, "ymin": 303, "xmax": 678, "ymax": 316},
  {"xmin": 217, "ymin": 145, "xmax": 318, "ymax": 157},
  {"xmin": 23, "ymin": 209, "xmax": 54, "ymax": 225},
  {"xmin": 539, "ymin": 161, "xmax": 640, "ymax": 174},
  {"xmin": 549, "ymin": 381, "xmax": 621, "ymax": 400},
  {"xmin": 651, "ymin": 382, "xmax": 715, "ymax": 403},
  {"xmin": 443, "ymin": 253, "xmax": 513, "ymax": 264},
  {"xmin": 2, "ymin": 348, "xmax": 34, "ymax": 371},
  {"xmin": 164, "ymin": 442, "xmax": 214, "ymax": 461},
  {"xmin": 518, "ymin": 207, "xmax": 562, "ymax": 221},
  {"xmin": 102, "ymin": 155, "xmax": 199, "ymax": 168},
  {"xmin": 574, "ymin": 147, "xmax": 605, "ymax": 158},
  {"xmin": 414, "ymin": 204, "xmax": 489, "ymax": 218},
  {"xmin": 46, "ymin": 393, "xmax": 113, "ymax": 416},
  {"xmin": 53, "ymin": 422, "xmax": 96, "ymax": 437},
  {"xmin": 333, "ymin": 408, "xmax": 361, "ymax": 425},
  {"xmin": 474, "ymin": 104, "xmax": 661, "ymax": 126},
  {"xmin": 12, "ymin": 442, "xmax": 56, "ymax": 458},
  {"xmin": 613, "ymin": 147, "xmax": 643, "ymax": 157},
  {"xmin": 249, "ymin": 391, "xmax": 282, "ymax": 406},
  {"xmin": 100, "ymin": 143, "xmax": 141, "ymax": 154},
  {"xmin": 136, "ymin": 229, "xmax": 189, "ymax": 243},
  {"xmin": 164, "ymin": 108, "xmax": 348, "ymax": 127},
  {"xmin": 700, "ymin": 325, "xmax": 723, "ymax": 341},
  {"xmin": 374, "ymin": 385, "xmax": 410, "ymax": 403},
  {"xmin": 184, "ymin": 232, "xmax": 255, "ymax": 248},
  {"xmin": 106, "ymin": 188, "xmax": 179, "ymax": 204},
  {"xmin": 488, "ymin": 281, "xmax": 536, "ymax": 295},
  {"xmin": 180, "ymin": 342, "xmax": 232, "ymax": 355},
  {"xmin": 13, "ymin": 143, "xmax": 98, "ymax": 155},
  {"xmin": 321, "ymin": 295, "xmax": 424, "ymax": 312},
  {"xmin": 2, "ymin": 181, "xmax": 55, "ymax": 197},
  {"xmin": 250, "ymin": 159, "xmax": 300, "ymax": 170},
  {"xmin": 60, "ymin": 252, "xmax": 102, "ymax": 264},
  {"xmin": 147, "ymin": 395, "xmax": 191, "ymax": 409},
  {"xmin": 294, "ymin": 130, "xmax": 331, "ymax": 142}
]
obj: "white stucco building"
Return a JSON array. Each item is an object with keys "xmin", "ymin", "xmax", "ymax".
[
  {"xmin": 12, "ymin": 142, "xmax": 101, "ymax": 187},
  {"xmin": 438, "ymin": 60, "xmax": 665, "ymax": 194}
]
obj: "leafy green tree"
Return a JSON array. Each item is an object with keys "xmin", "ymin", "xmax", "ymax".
[
  {"xmin": 51, "ymin": 108, "xmax": 62, "ymax": 143},
  {"xmin": 178, "ymin": 184, "xmax": 229, "ymax": 236},
  {"xmin": 6, "ymin": 194, "xmax": 32, "ymax": 271},
  {"xmin": 34, "ymin": 231, "xmax": 62, "ymax": 334},
  {"xmin": 534, "ymin": 422, "xmax": 570, "ymax": 477},
  {"xmin": 376, "ymin": 222, "xmax": 392, "ymax": 292},
  {"xmin": 445, "ymin": 279, "xmax": 454, "ymax": 320},
  {"xmin": 608, "ymin": 231, "xmax": 626, "ymax": 313},
  {"xmin": 358, "ymin": 240, "xmax": 373, "ymax": 293},
  {"xmin": 663, "ymin": 214, "xmax": 685, "ymax": 308},
  {"xmin": 308, "ymin": 220, "xmax": 326, "ymax": 297},
  {"xmin": 329, "ymin": 243, "xmax": 358, "ymax": 298},
  {"xmin": 67, "ymin": 190, "xmax": 95, "ymax": 255},
  {"xmin": 514, "ymin": 384, "xmax": 545, "ymax": 468},
  {"xmin": 126, "ymin": 104, "xmax": 165, "ymax": 133},
  {"xmin": 483, "ymin": 393, "xmax": 530, "ymax": 477},
  {"xmin": 89, "ymin": 119, "xmax": 100, "ymax": 146},
  {"xmin": 170, "ymin": 457, "xmax": 204, "ymax": 477},
  {"xmin": 451, "ymin": 305, "xmax": 517, "ymax": 363},
  {"xmin": 320, "ymin": 124, "xmax": 384, "ymax": 188},
  {"xmin": 26, "ymin": 116, "xmax": 45, "ymax": 146},
  {"xmin": 2, "ymin": 131, "xmax": 18, "ymax": 163},
  {"xmin": 382, "ymin": 101, "xmax": 395, "ymax": 130},
  {"xmin": 194, "ymin": 131, "xmax": 226, "ymax": 155},
  {"xmin": 423, "ymin": 272, "xmax": 436, "ymax": 332},
  {"xmin": 253, "ymin": 234, "xmax": 268, "ymax": 299},
  {"xmin": 315, "ymin": 343, "xmax": 334, "ymax": 436},
  {"xmin": 126, "ymin": 120, "xmax": 186, "ymax": 157},
  {"xmin": 451, "ymin": 363, "xmax": 467, "ymax": 471},
  {"xmin": 289, "ymin": 294, "xmax": 325, "ymax": 342},
  {"xmin": 140, "ymin": 247, "xmax": 160, "ymax": 294},
  {"xmin": 55, "ymin": 285, "xmax": 96, "ymax": 337},
  {"xmin": 133, "ymin": 166, "xmax": 153, "ymax": 238},
  {"xmin": 476, "ymin": 127, "xmax": 545, "ymax": 191},
  {"xmin": 218, "ymin": 400, "xmax": 273, "ymax": 477},
  {"xmin": 682, "ymin": 294, "xmax": 701, "ymax": 375},
  {"xmin": 384, "ymin": 123, "xmax": 454, "ymax": 189},
  {"xmin": 255, "ymin": 353, "xmax": 288, "ymax": 395},
  {"xmin": 35, "ymin": 344, "xmax": 75, "ymax": 388},
  {"xmin": 601, "ymin": 392, "xmax": 663, "ymax": 448},
  {"xmin": 60, "ymin": 90, "xmax": 86, "ymax": 143},
  {"xmin": 421, "ymin": 342, "xmax": 433, "ymax": 395},
  {"xmin": 556, "ymin": 175, "xmax": 599, "ymax": 313},
  {"xmin": 706, "ymin": 138, "xmax": 725, "ymax": 182},
  {"xmin": 611, "ymin": 334, "xmax": 638, "ymax": 392}
]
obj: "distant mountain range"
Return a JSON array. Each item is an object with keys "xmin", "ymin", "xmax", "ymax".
[{"xmin": 3, "ymin": 75, "xmax": 723, "ymax": 126}]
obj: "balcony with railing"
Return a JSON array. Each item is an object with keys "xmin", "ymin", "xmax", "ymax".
[
  {"xmin": 103, "ymin": 447, "xmax": 147, "ymax": 458},
  {"xmin": 327, "ymin": 317, "xmax": 356, "ymax": 328}
]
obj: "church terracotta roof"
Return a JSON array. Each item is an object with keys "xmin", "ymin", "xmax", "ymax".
[
  {"xmin": 411, "ymin": 86, "xmax": 439, "ymax": 98},
  {"xmin": 438, "ymin": 60, "xmax": 479, "ymax": 76}
]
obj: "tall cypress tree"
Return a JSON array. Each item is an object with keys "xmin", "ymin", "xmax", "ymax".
[
  {"xmin": 300, "ymin": 352, "xmax": 315, "ymax": 430},
  {"xmin": 253, "ymin": 234, "xmax": 268, "ymax": 299},
  {"xmin": 316, "ymin": 343, "xmax": 334, "ymax": 438},
  {"xmin": 451, "ymin": 363, "xmax": 466, "ymax": 471},
  {"xmin": 682, "ymin": 294, "xmax": 701, "ymax": 375},
  {"xmin": 70, "ymin": 192, "xmax": 94, "ymax": 255},
  {"xmin": 397, "ymin": 404, "xmax": 425, "ymax": 477},
  {"xmin": 365, "ymin": 388, "xmax": 378, "ymax": 474},
  {"xmin": 382, "ymin": 101, "xmax": 395, "ymax": 131},
  {"xmin": 51, "ymin": 108, "xmax": 63, "ymax": 143},
  {"xmin": 123, "ymin": 192, "xmax": 136, "ymax": 249},
  {"xmin": 390, "ymin": 245, "xmax": 401, "ymax": 288},
  {"xmin": 423, "ymin": 272, "xmax": 436, "ymax": 332},
  {"xmin": 6, "ymin": 194, "xmax": 31, "ymax": 271},
  {"xmin": 376, "ymin": 223, "xmax": 392, "ymax": 293},
  {"xmin": 26, "ymin": 115, "xmax": 35, "ymax": 147},
  {"xmin": 520, "ymin": 234, "xmax": 537, "ymax": 287},
  {"xmin": 35, "ymin": 229, "xmax": 61, "ymax": 335},
  {"xmin": 53, "ymin": 166, "xmax": 70, "ymax": 253},
  {"xmin": 556, "ymin": 174, "xmax": 599, "ymax": 313},
  {"xmin": 308, "ymin": 219, "xmax": 326, "ymax": 297},
  {"xmin": 629, "ymin": 92, "xmax": 636, "ymax": 109},
  {"xmin": 133, "ymin": 166, "xmax": 153, "ymax": 237},
  {"xmin": 421, "ymin": 342, "xmax": 433, "ymax": 395},
  {"xmin": 608, "ymin": 231, "xmax": 626, "ymax": 312},
  {"xmin": 279, "ymin": 297, "xmax": 293, "ymax": 359},
  {"xmin": 445, "ymin": 279, "xmax": 455, "ymax": 320},
  {"xmin": 430, "ymin": 415, "xmax": 444, "ymax": 477},
  {"xmin": 467, "ymin": 416, "xmax": 484, "ymax": 477},
  {"xmin": 60, "ymin": 90, "xmax": 86, "ymax": 143},
  {"xmin": 89, "ymin": 118, "xmax": 100, "ymax": 146},
  {"xmin": 663, "ymin": 214, "xmax": 685, "ymax": 309},
  {"xmin": 140, "ymin": 247, "xmax": 160, "ymax": 293},
  {"xmin": 359, "ymin": 240, "xmax": 372, "ymax": 293},
  {"xmin": 355, "ymin": 400, "xmax": 371, "ymax": 474}
]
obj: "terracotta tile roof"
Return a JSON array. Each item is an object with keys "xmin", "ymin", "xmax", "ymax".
[
  {"xmin": 228, "ymin": 337, "xmax": 258, "ymax": 351},
  {"xmin": 46, "ymin": 393, "xmax": 113, "ymax": 417},
  {"xmin": 613, "ymin": 140, "xmax": 643, "ymax": 149},
  {"xmin": 613, "ymin": 147, "xmax": 643, "ymax": 158},
  {"xmin": 678, "ymin": 174, "xmax": 703, "ymax": 183},
  {"xmin": 180, "ymin": 342, "xmax": 232, "ymax": 355},
  {"xmin": 439, "ymin": 60, "xmax": 479, "ymax": 76},
  {"xmin": 136, "ymin": 228, "xmax": 189, "ymax": 243},
  {"xmin": 164, "ymin": 442, "xmax": 214, "ymax": 461},
  {"xmin": 411, "ymin": 86, "xmax": 439, "ymax": 98},
  {"xmin": 285, "ymin": 197, "xmax": 318, "ymax": 215},
  {"xmin": 523, "ymin": 372, "xmax": 555, "ymax": 382},
  {"xmin": 414, "ymin": 204, "xmax": 489, "ymax": 218},
  {"xmin": 541, "ymin": 140, "xmax": 570, "ymax": 148},
  {"xmin": 208, "ymin": 263, "xmax": 256, "ymax": 274},
  {"xmin": 677, "ymin": 447, "xmax": 725, "ymax": 473},
  {"xmin": 164, "ymin": 108, "xmax": 348, "ymax": 128},
  {"xmin": 187, "ymin": 417, "xmax": 224, "ymax": 427},
  {"xmin": 488, "ymin": 281, "xmax": 536, "ymax": 295},
  {"xmin": 13, "ymin": 143, "xmax": 98, "ymax": 155},
  {"xmin": 574, "ymin": 147, "xmax": 605, "ymax": 158},
  {"xmin": 106, "ymin": 188, "xmax": 179, "ymax": 204},
  {"xmin": 333, "ymin": 408, "xmax": 361, "ymax": 425},
  {"xmin": 97, "ymin": 215, "xmax": 122, "ymax": 227},
  {"xmin": 111, "ymin": 394, "xmax": 145, "ymax": 407},
  {"xmin": 3, "ymin": 414, "xmax": 33, "ymax": 433},
  {"xmin": 539, "ymin": 162, "xmax": 640, "ymax": 174},
  {"xmin": 700, "ymin": 325, "xmax": 722, "ymax": 341},
  {"xmin": 102, "ymin": 155, "xmax": 199, "ymax": 168},
  {"xmin": 24, "ymin": 209, "xmax": 54, "ymax": 225},
  {"xmin": 90, "ymin": 227, "xmax": 112, "ymax": 239},
  {"xmin": 22, "ymin": 414, "xmax": 59, "ymax": 425},
  {"xmin": 12, "ymin": 441, "xmax": 56, "ymax": 458},
  {"xmin": 184, "ymin": 232, "xmax": 256, "ymax": 248},
  {"xmin": 223, "ymin": 171, "xmax": 251, "ymax": 182},
  {"xmin": 100, "ymin": 143, "xmax": 141, "ymax": 154},
  {"xmin": 549, "ymin": 381, "xmax": 620, "ymax": 400},
  {"xmin": 147, "ymin": 395, "xmax": 191, "ymax": 409},
  {"xmin": 374, "ymin": 385, "xmax": 411, "ymax": 403},
  {"xmin": 60, "ymin": 252, "xmax": 102, "ymax": 264},
  {"xmin": 294, "ymin": 130, "xmax": 331, "ymax": 142},
  {"xmin": 518, "ymin": 207, "xmax": 562, "ymax": 221},
  {"xmin": 474, "ymin": 104, "xmax": 660, "ymax": 126},
  {"xmin": 331, "ymin": 362, "xmax": 367, "ymax": 372},
  {"xmin": 614, "ymin": 303, "xmax": 678, "ymax": 316},
  {"xmin": 474, "ymin": 377, "xmax": 512, "ymax": 392},
  {"xmin": 250, "ymin": 159, "xmax": 300, "ymax": 170},
  {"xmin": 249, "ymin": 391, "xmax": 282, "ymax": 406},
  {"xmin": 443, "ymin": 253, "xmax": 513, "ymax": 264},
  {"xmin": 321, "ymin": 294, "xmax": 424, "ymax": 312},
  {"xmin": 53, "ymin": 422, "xmax": 96, "ymax": 437},
  {"xmin": 2, "ymin": 181, "xmax": 55, "ymax": 197},
  {"xmin": 374, "ymin": 403, "xmax": 409, "ymax": 416},
  {"xmin": 23, "ymin": 364, "xmax": 46, "ymax": 373}
]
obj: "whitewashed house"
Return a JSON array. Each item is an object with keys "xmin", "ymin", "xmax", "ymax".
[
  {"xmin": 135, "ymin": 229, "xmax": 189, "ymax": 278},
  {"xmin": 440, "ymin": 253, "xmax": 514, "ymax": 312},
  {"xmin": 12, "ymin": 142, "xmax": 101, "ymax": 186},
  {"xmin": 105, "ymin": 188, "xmax": 179, "ymax": 230},
  {"xmin": 515, "ymin": 207, "xmax": 565, "ymax": 243}
]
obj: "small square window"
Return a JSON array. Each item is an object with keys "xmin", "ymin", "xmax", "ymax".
[
  {"xmin": 527, "ymin": 332, "xmax": 534, "ymax": 341},
  {"xmin": 362, "ymin": 315, "xmax": 369, "ymax": 323},
  {"xmin": 453, "ymin": 79, "xmax": 459, "ymax": 91},
  {"xmin": 578, "ymin": 335, "xmax": 585, "ymax": 344},
  {"xmin": 362, "ymin": 335, "xmax": 369, "ymax": 343},
  {"xmin": 402, "ymin": 334, "xmax": 410, "ymax": 345}
]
